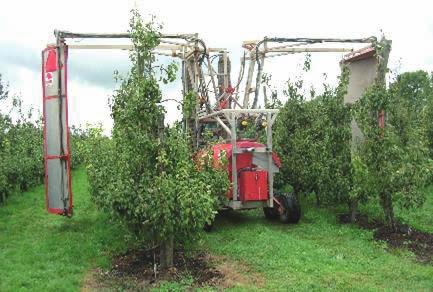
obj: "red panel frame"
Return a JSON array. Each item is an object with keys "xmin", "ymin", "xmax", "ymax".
[{"xmin": 42, "ymin": 45, "xmax": 73, "ymax": 216}]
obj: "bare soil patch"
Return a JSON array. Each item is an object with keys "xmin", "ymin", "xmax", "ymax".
[
  {"xmin": 374, "ymin": 224, "xmax": 433, "ymax": 263},
  {"xmin": 338, "ymin": 213, "xmax": 433, "ymax": 263},
  {"xmin": 81, "ymin": 247, "xmax": 264, "ymax": 290}
]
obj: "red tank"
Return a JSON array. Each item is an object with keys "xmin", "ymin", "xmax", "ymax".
[{"xmin": 211, "ymin": 140, "xmax": 281, "ymax": 201}]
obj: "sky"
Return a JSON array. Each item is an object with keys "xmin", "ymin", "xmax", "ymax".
[{"xmin": 1, "ymin": 0, "xmax": 432, "ymax": 132}]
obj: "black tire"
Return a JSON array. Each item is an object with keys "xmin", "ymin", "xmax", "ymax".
[
  {"xmin": 276, "ymin": 193, "xmax": 301, "ymax": 224},
  {"xmin": 263, "ymin": 207, "xmax": 278, "ymax": 220}
]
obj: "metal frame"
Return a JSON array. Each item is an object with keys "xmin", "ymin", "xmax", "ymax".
[
  {"xmin": 45, "ymin": 30, "xmax": 379, "ymax": 213},
  {"xmin": 240, "ymin": 37, "xmax": 377, "ymax": 110},
  {"xmin": 194, "ymin": 37, "xmax": 377, "ymax": 210},
  {"xmin": 44, "ymin": 30, "xmax": 231, "ymax": 215},
  {"xmin": 54, "ymin": 30, "xmax": 232, "ymax": 149},
  {"xmin": 42, "ymin": 42, "xmax": 73, "ymax": 216}
]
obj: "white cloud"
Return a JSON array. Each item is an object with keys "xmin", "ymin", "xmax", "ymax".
[
  {"xmin": 67, "ymin": 80, "xmax": 113, "ymax": 133},
  {"xmin": 1, "ymin": 0, "xmax": 433, "ymax": 131}
]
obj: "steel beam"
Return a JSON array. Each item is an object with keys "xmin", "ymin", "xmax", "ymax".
[
  {"xmin": 55, "ymin": 30, "xmax": 196, "ymax": 39},
  {"xmin": 266, "ymin": 112, "xmax": 274, "ymax": 208},
  {"xmin": 230, "ymin": 114, "xmax": 238, "ymax": 201},
  {"xmin": 199, "ymin": 108, "xmax": 278, "ymax": 120},
  {"xmin": 265, "ymin": 47, "xmax": 355, "ymax": 53},
  {"xmin": 242, "ymin": 36, "xmax": 376, "ymax": 47}
]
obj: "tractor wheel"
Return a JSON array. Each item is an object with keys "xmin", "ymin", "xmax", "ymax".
[
  {"xmin": 263, "ymin": 207, "xmax": 278, "ymax": 220},
  {"xmin": 275, "ymin": 194, "xmax": 301, "ymax": 224}
]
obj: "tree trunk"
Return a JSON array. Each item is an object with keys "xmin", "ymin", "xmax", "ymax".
[
  {"xmin": 315, "ymin": 192, "xmax": 321, "ymax": 207},
  {"xmin": 379, "ymin": 191, "xmax": 396, "ymax": 230},
  {"xmin": 349, "ymin": 199, "xmax": 358, "ymax": 223},
  {"xmin": 1, "ymin": 192, "xmax": 6, "ymax": 205},
  {"xmin": 294, "ymin": 191, "xmax": 300, "ymax": 203},
  {"xmin": 159, "ymin": 236, "xmax": 174, "ymax": 269}
]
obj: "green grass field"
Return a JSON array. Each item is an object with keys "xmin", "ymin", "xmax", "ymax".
[
  {"xmin": 0, "ymin": 169, "xmax": 134, "ymax": 291},
  {"xmin": 1, "ymin": 168, "xmax": 433, "ymax": 291}
]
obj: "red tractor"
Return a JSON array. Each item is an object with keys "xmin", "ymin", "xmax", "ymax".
[{"xmin": 196, "ymin": 109, "xmax": 301, "ymax": 225}]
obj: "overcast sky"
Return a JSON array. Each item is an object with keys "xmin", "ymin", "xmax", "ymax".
[{"xmin": 1, "ymin": 0, "xmax": 432, "ymax": 131}]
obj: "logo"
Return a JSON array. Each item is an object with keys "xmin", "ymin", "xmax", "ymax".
[{"xmin": 45, "ymin": 72, "xmax": 54, "ymax": 88}]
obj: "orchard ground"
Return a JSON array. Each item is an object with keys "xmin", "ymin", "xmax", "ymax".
[{"xmin": 1, "ymin": 168, "xmax": 433, "ymax": 291}]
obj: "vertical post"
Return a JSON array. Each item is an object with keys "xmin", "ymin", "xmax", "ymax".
[
  {"xmin": 223, "ymin": 52, "xmax": 230, "ymax": 108},
  {"xmin": 252, "ymin": 53, "xmax": 265, "ymax": 109},
  {"xmin": 243, "ymin": 54, "xmax": 256, "ymax": 108},
  {"xmin": 223, "ymin": 52, "xmax": 228, "ymax": 90},
  {"xmin": 230, "ymin": 113, "xmax": 238, "ymax": 201},
  {"xmin": 194, "ymin": 87, "xmax": 200, "ymax": 148},
  {"xmin": 184, "ymin": 60, "xmax": 196, "ymax": 143},
  {"xmin": 207, "ymin": 56, "xmax": 219, "ymax": 103},
  {"xmin": 56, "ymin": 41, "xmax": 67, "ymax": 212},
  {"xmin": 193, "ymin": 37, "xmax": 201, "ymax": 149},
  {"xmin": 218, "ymin": 52, "xmax": 231, "ymax": 98},
  {"xmin": 232, "ymin": 55, "xmax": 246, "ymax": 108},
  {"xmin": 181, "ymin": 51, "xmax": 188, "ymax": 133},
  {"xmin": 267, "ymin": 112, "xmax": 274, "ymax": 208},
  {"xmin": 376, "ymin": 38, "xmax": 391, "ymax": 131}
]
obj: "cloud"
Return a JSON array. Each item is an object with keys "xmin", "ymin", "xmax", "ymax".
[
  {"xmin": 0, "ymin": 40, "xmax": 132, "ymax": 89},
  {"xmin": 67, "ymin": 49, "xmax": 130, "ymax": 87},
  {"xmin": 2, "ymin": 0, "xmax": 433, "ymax": 130},
  {"xmin": 0, "ymin": 43, "xmax": 40, "ymax": 72}
]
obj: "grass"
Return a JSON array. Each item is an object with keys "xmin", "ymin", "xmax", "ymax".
[
  {"xmin": 358, "ymin": 186, "xmax": 433, "ymax": 234},
  {"xmin": 0, "ymin": 168, "xmax": 133, "ymax": 291},
  {"xmin": 393, "ymin": 186, "xmax": 433, "ymax": 233},
  {"xmin": 205, "ymin": 203, "xmax": 433, "ymax": 291},
  {"xmin": 1, "ymin": 168, "xmax": 433, "ymax": 291}
]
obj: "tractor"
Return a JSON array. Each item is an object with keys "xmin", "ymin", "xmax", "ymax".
[{"xmin": 41, "ymin": 30, "xmax": 380, "ymax": 224}]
